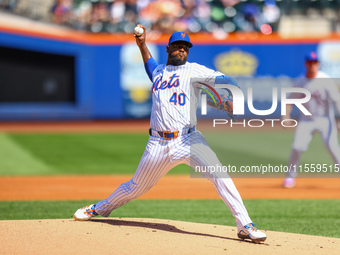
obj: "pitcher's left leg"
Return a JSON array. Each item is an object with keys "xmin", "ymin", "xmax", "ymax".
[{"xmin": 188, "ymin": 132, "xmax": 266, "ymax": 242}]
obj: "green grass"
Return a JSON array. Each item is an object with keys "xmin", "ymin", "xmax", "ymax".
[
  {"xmin": 204, "ymin": 132, "xmax": 337, "ymax": 169},
  {"xmin": 0, "ymin": 134, "xmax": 54, "ymax": 175},
  {"xmin": 1, "ymin": 199, "xmax": 339, "ymax": 238},
  {"xmin": 0, "ymin": 132, "xmax": 337, "ymax": 176},
  {"xmin": 0, "ymin": 133, "xmax": 188, "ymax": 175}
]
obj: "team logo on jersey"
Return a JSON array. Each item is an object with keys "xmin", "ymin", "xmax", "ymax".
[
  {"xmin": 152, "ymin": 74, "xmax": 180, "ymax": 92},
  {"xmin": 214, "ymin": 50, "xmax": 258, "ymax": 77}
]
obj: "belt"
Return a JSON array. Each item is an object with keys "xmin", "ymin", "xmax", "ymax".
[{"xmin": 149, "ymin": 126, "xmax": 196, "ymax": 140}]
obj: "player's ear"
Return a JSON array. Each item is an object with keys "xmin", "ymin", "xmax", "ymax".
[{"xmin": 166, "ymin": 45, "xmax": 169, "ymax": 53}]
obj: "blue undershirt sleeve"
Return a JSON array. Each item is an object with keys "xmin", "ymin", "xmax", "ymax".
[
  {"xmin": 145, "ymin": 57, "xmax": 158, "ymax": 82},
  {"xmin": 215, "ymin": 75, "xmax": 239, "ymax": 87}
]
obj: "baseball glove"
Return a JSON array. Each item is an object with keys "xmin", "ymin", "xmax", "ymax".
[{"xmin": 199, "ymin": 83, "xmax": 236, "ymax": 121}]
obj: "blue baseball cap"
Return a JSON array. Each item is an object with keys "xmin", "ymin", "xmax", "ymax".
[
  {"xmin": 168, "ymin": 32, "xmax": 193, "ymax": 48},
  {"xmin": 305, "ymin": 51, "xmax": 319, "ymax": 62}
]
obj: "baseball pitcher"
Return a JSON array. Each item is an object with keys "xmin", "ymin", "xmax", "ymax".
[{"xmin": 74, "ymin": 25, "xmax": 267, "ymax": 243}]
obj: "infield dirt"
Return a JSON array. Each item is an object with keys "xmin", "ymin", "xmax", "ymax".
[{"xmin": 1, "ymin": 175, "xmax": 340, "ymax": 200}]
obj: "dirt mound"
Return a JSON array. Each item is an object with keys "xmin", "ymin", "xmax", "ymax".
[{"xmin": 0, "ymin": 218, "xmax": 339, "ymax": 255}]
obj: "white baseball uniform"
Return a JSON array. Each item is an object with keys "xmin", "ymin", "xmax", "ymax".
[
  {"xmin": 95, "ymin": 62, "xmax": 253, "ymax": 230},
  {"xmin": 287, "ymin": 71, "xmax": 340, "ymax": 178}
]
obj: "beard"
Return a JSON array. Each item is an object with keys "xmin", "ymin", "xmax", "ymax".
[{"xmin": 169, "ymin": 53, "xmax": 187, "ymax": 66}]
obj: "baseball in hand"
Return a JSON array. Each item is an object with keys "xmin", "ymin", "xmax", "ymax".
[{"xmin": 134, "ymin": 26, "xmax": 144, "ymax": 37}]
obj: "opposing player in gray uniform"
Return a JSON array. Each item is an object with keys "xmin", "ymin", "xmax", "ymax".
[
  {"xmin": 74, "ymin": 25, "xmax": 267, "ymax": 243},
  {"xmin": 283, "ymin": 51, "xmax": 340, "ymax": 188}
]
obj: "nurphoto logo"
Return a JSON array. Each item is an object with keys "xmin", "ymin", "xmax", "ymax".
[{"xmin": 199, "ymin": 82, "xmax": 311, "ymax": 128}]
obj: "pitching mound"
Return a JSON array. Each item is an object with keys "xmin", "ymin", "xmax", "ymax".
[{"xmin": 1, "ymin": 218, "xmax": 339, "ymax": 255}]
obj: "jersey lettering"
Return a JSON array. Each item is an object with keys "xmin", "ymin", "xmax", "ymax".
[
  {"xmin": 167, "ymin": 74, "xmax": 180, "ymax": 88},
  {"xmin": 152, "ymin": 74, "xmax": 180, "ymax": 92},
  {"xmin": 160, "ymin": 80, "xmax": 168, "ymax": 90},
  {"xmin": 152, "ymin": 76, "xmax": 162, "ymax": 92}
]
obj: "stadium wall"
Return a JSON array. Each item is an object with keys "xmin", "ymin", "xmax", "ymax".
[{"xmin": 0, "ymin": 26, "xmax": 339, "ymax": 120}]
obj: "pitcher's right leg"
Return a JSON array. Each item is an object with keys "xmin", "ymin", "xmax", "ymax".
[{"xmin": 74, "ymin": 138, "xmax": 177, "ymax": 219}]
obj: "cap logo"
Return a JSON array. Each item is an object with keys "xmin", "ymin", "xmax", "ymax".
[
  {"xmin": 311, "ymin": 52, "xmax": 317, "ymax": 58},
  {"xmin": 181, "ymin": 32, "xmax": 185, "ymax": 38}
]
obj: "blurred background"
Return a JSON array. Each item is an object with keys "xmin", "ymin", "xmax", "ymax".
[
  {"xmin": 2, "ymin": 0, "xmax": 340, "ymax": 34},
  {"xmin": 0, "ymin": 0, "xmax": 340, "ymax": 120}
]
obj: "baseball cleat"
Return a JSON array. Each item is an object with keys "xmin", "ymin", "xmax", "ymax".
[
  {"xmin": 282, "ymin": 178, "xmax": 296, "ymax": 188},
  {"xmin": 237, "ymin": 223, "xmax": 267, "ymax": 243},
  {"xmin": 73, "ymin": 204, "xmax": 98, "ymax": 221}
]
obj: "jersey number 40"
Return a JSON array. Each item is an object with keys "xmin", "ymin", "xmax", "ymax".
[{"xmin": 170, "ymin": 93, "xmax": 186, "ymax": 106}]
